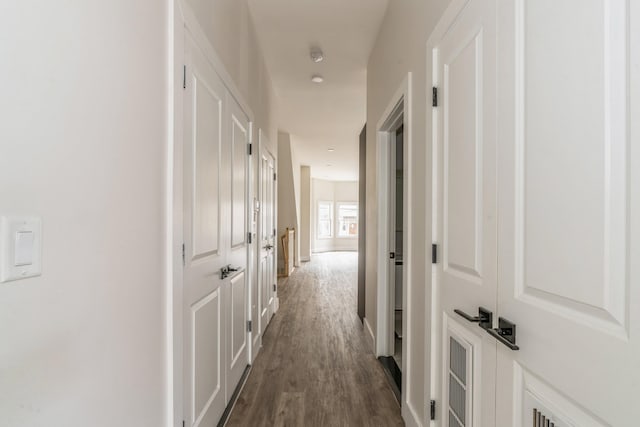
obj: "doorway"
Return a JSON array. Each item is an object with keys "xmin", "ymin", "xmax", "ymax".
[
  {"xmin": 374, "ymin": 77, "xmax": 411, "ymax": 402},
  {"xmin": 387, "ymin": 123, "xmax": 404, "ymax": 391}
]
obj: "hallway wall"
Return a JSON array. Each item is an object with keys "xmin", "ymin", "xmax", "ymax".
[
  {"xmin": 366, "ymin": 0, "xmax": 451, "ymax": 425},
  {"xmin": 184, "ymin": 0, "xmax": 278, "ymax": 153},
  {"xmin": 0, "ymin": 1, "xmax": 169, "ymax": 425},
  {"xmin": 277, "ymin": 132, "xmax": 301, "ymax": 271},
  {"xmin": 299, "ymin": 166, "xmax": 312, "ymax": 262}
]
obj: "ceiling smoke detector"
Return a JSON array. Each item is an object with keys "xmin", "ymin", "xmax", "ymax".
[
  {"xmin": 311, "ymin": 75, "xmax": 324, "ymax": 83},
  {"xmin": 310, "ymin": 47, "xmax": 324, "ymax": 63}
]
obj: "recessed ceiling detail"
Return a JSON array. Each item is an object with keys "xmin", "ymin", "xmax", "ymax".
[{"xmin": 248, "ymin": 0, "xmax": 389, "ymax": 181}]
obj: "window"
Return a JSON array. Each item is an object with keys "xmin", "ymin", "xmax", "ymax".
[
  {"xmin": 337, "ymin": 203, "xmax": 358, "ymax": 237},
  {"xmin": 317, "ymin": 201, "xmax": 333, "ymax": 238}
]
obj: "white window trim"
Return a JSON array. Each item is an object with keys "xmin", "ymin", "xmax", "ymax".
[
  {"xmin": 335, "ymin": 201, "xmax": 359, "ymax": 239},
  {"xmin": 316, "ymin": 200, "xmax": 334, "ymax": 239}
]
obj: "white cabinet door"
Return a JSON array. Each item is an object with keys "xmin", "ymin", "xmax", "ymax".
[
  {"xmin": 259, "ymin": 141, "xmax": 277, "ymax": 336},
  {"xmin": 433, "ymin": 1, "xmax": 498, "ymax": 425},
  {"xmin": 225, "ymin": 94, "xmax": 250, "ymax": 402},
  {"xmin": 495, "ymin": 1, "xmax": 640, "ymax": 425},
  {"xmin": 183, "ymin": 33, "xmax": 227, "ymax": 427}
]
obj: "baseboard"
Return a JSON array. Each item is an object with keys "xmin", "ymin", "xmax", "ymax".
[
  {"xmin": 300, "ymin": 256, "xmax": 311, "ymax": 262},
  {"xmin": 363, "ymin": 317, "xmax": 376, "ymax": 354},
  {"xmin": 402, "ymin": 401, "xmax": 423, "ymax": 427},
  {"xmin": 274, "ymin": 297, "xmax": 280, "ymax": 313}
]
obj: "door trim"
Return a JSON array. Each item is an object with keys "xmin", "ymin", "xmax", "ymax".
[
  {"xmin": 171, "ymin": 3, "xmax": 257, "ymax": 425},
  {"xmin": 425, "ymin": 2, "xmax": 486, "ymax": 426},
  {"xmin": 375, "ymin": 73, "xmax": 415, "ymax": 421}
]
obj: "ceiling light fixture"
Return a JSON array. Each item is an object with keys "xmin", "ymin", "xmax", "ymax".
[
  {"xmin": 311, "ymin": 75, "xmax": 324, "ymax": 83},
  {"xmin": 326, "ymin": 164, "xmax": 333, "ymax": 167},
  {"xmin": 327, "ymin": 148, "xmax": 335, "ymax": 152},
  {"xmin": 310, "ymin": 47, "xmax": 324, "ymax": 63}
]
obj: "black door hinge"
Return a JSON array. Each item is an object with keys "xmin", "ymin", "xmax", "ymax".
[
  {"xmin": 273, "ymin": 172, "xmax": 277, "ymax": 181},
  {"xmin": 248, "ymin": 143, "xmax": 253, "ymax": 155},
  {"xmin": 247, "ymin": 320, "xmax": 252, "ymax": 332},
  {"xmin": 183, "ymin": 65, "xmax": 186, "ymax": 90},
  {"xmin": 432, "ymin": 244, "xmax": 437, "ymax": 264},
  {"xmin": 182, "ymin": 421, "xmax": 185, "ymax": 427},
  {"xmin": 430, "ymin": 400, "xmax": 436, "ymax": 420},
  {"xmin": 389, "ymin": 252, "xmax": 395, "ymax": 259},
  {"xmin": 273, "ymin": 228, "xmax": 276, "ymax": 237},
  {"xmin": 247, "ymin": 232, "xmax": 252, "ymax": 244},
  {"xmin": 273, "ymin": 284, "xmax": 277, "ymax": 292},
  {"xmin": 432, "ymin": 87, "xmax": 438, "ymax": 107},
  {"xmin": 182, "ymin": 243, "xmax": 186, "ymax": 266}
]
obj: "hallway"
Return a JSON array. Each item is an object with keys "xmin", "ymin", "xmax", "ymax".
[{"xmin": 227, "ymin": 253, "xmax": 403, "ymax": 426}]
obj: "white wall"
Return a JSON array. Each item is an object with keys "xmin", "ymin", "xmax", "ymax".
[
  {"xmin": 277, "ymin": 132, "xmax": 300, "ymax": 271},
  {"xmin": 0, "ymin": 2, "xmax": 168, "ymax": 425},
  {"xmin": 299, "ymin": 166, "xmax": 312, "ymax": 262},
  {"xmin": 366, "ymin": 0, "xmax": 450, "ymax": 425},
  {"xmin": 183, "ymin": 0, "xmax": 278, "ymax": 153},
  {"xmin": 312, "ymin": 179, "xmax": 359, "ymax": 253}
]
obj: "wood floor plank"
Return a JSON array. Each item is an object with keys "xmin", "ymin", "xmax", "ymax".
[{"xmin": 226, "ymin": 252, "xmax": 403, "ymax": 427}]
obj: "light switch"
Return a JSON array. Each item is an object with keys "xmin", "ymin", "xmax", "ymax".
[
  {"xmin": 1, "ymin": 216, "xmax": 42, "ymax": 283},
  {"xmin": 14, "ymin": 231, "xmax": 35, "ymax": 266}
]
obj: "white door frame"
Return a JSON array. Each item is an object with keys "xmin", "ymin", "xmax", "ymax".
[
  {"xmin": 170, "ymin": 1, "xmax": 257, "ymax": 424},
  {"xmin": 425, "ymin": 3, "xmax": 478, "ymax": 425},
  {"xmin": 375, "ymin": 73, "xmax": 413, "ymax": 409}
]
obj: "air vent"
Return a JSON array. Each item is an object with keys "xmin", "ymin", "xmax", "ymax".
[
  {"xmin": 533, "ymin": 408, "xmax": 558, "ymax": 427},
  {"xmin": 448, "ymin": 336, "xmax": 467, "ymax": 426}
]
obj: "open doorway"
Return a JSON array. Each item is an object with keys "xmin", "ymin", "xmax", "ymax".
[
  {"xmin": 373, "ymin": 83, "xmax": 409, "ymax": 401},
  {"xmin": 390, "ymin": 124, "xmax": 404, "ymax": 375}
]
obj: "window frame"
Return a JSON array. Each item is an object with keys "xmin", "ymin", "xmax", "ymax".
[
  {"xmin": 335, "ymin": 201, "xmax": 359, "ymax": 238},
  {"xmin": 316, "ymin": 200, "xmax": 334, "ymax": 239}
]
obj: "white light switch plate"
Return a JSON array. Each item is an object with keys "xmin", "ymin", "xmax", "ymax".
[{"xmin": 1, "ymin": 216, "xmax": 42, "ymax": 283}]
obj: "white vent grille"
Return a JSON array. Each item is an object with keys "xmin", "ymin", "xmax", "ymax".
[
  {"xmin": 533, "ymin": 408, "xmax": 559, "ymax": 427},
  {"xmin": 448, "ymin": 336, "xmax": 467, "ymax": 426}
]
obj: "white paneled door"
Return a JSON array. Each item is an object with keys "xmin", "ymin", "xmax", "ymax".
[
  {"xmin": 434, "ymin": 0, "xmax": 639, "ymax": 426},
  {"xmin": 259, "ymin": 137, "xmax": 277, "ymax": 336},
  {"xmin": 183, "ymin": 32, "xmax": 251, "ymax": 427},
  {"xmin": 434, "ymin": 1, "xmax": 498, "ymax": 425},
  {"xmin": 495, "ymin": 1, "xmax": 639, "ymax": 425}
]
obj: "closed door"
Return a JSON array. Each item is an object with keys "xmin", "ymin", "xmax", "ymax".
[
  {"xmin": 495, "ymin": 1, "xmax": 640, "ymax": 425},
  {"xmin": 183, "ymin": 33, "xmax": 227, "ymax": 427},
  {"xmin": 225, "ymin": 94, "xmax": 250, "ymax": 401},
  {"xmin": 259, "ymin": 140, "xmax": 276, "ymax": 335},
  {"xmin": 434, "ymin": 0, "xmax": 498, "ymax": 425}
]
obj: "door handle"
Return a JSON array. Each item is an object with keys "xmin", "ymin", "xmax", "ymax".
[
  {"xmin": 454, "ymin": 307, "xmax": 493, "ymax": 330},
  {"xmin": 486, "ymin": 317, "xmax": 520, "ymax": 351},
  {"xmin": 220, "ymin": 266, "xmax": 229, "ymax": 280}
]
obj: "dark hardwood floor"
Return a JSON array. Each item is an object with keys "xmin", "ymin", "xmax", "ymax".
[{"xmin": 226, "ymin": 252, "xmax": 404, "ymax": 427}]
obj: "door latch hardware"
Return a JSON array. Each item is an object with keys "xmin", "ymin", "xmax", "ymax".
[
  {"xmin": 487, "ymin": 317, "xmax": 520, "ymax": 350},
  {"xmin": 430, "ymin": 400, "xmax": 436, "ymax": 420},
  {"xmin": 389, "ymin": 252, "xmax": 395, "ymax": 259},
  {"xmin": 247, "ymin": 320, "xmax": 252, "ymax": 332},
  {"xmin": 454, "ymin": 307, "xmax": 493, "ymax": 330}
]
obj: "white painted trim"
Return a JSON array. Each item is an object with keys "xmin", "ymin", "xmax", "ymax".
[
  {"xmin": 363, "ymin": 317, "xmax": 376, "ymax": 354},
  {"xmin": 402, "ymin": 402, "xmax": 422, "ymax": 427},
  {"xmin": 425, "ymin": 3, "xmax": 471, "ymax": 426},
  {"xmin": 375, "ymin": 73, "xmax": 415, "ymax": 424},
  {"xmin": 165, "ymin": 1, "xmax": 177, "ymax": 426},
  {"xmin": 170, "ymin": 2, "xmax": 185, "ymax": 426},
  {"xmin": 375, "ymin": 75, "xmax": 410, "ymax": 358}
]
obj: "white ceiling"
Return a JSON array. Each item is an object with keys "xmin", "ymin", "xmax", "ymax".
[{"xmin": 247, "ymin": 0, "xmax": 389, "ymax": 181}]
